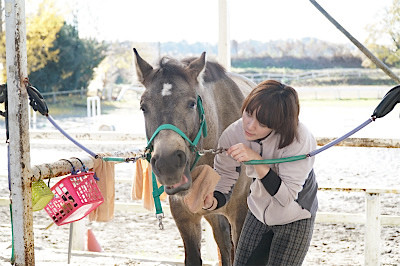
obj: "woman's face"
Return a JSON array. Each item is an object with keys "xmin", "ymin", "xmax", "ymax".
[{"xmin": 242, "ymin": 110, "xmax": 272, "ymax": 141}]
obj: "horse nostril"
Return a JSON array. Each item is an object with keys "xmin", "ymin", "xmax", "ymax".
[
  {"xmin": 151, "ymin": 155, "xmax": 159, "ymax": 170},
  {"xmin": 175, "ymin": 150, "xmax": 186, "ymax": 168}
]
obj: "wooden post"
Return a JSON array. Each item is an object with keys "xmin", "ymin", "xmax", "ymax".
[
  {"xmin": 365, "ymin": 192, "xmax": 380, "ymax": 266},
  {"xmin": 5, "ymin": 0, "xmax": 34, "ymax": 265},
  {"xmin": 218, "ymin": 0, "xmax": 231, "ymax": 71}
]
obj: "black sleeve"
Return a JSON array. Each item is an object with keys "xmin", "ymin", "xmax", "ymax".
[
  {"xmin": 260, "ymin": 169, "xmax": 281, "ymax": 196},
  {"xmin": 213, "ymin": 191, "xmax": 227, "ymax": 209}
]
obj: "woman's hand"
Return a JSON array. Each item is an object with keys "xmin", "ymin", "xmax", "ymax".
[
  {"xmin": 228, "ymin": 143, "xmax": 270, "ymax": 179},
  {"xmin": 227, "ymin": 143, "xmax": 262, "ymax": 162},
  {"xmin": 203, "ymin": 192, "xmax": 217, "ymax": 211}
]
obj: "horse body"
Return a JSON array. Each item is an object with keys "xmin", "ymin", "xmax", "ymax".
[{"xmin": 133, "ymin": 49, "xmax": 255, "ymax": 265}]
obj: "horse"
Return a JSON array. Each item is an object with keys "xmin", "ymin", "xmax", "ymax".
[{"xmin": 133, "ymin": 48, "xmax": 255, "ymax": 265}]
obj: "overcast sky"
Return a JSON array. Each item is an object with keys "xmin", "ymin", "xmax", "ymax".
[{"xmin": 72, "ymin": 0, "xmax": 393, "ymax": 44}]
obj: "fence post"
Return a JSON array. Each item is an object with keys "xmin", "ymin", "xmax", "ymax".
[
  {"xmin": 365, "ymin": 192, "xmax": 380, "ymax": 266},
  {"xmin": 70, "ymin": 220, "xmax": 86, "ymax": 251},
  {"xmin": 87, "ymin": 96, "xmax": 101, "ymax": 117}
]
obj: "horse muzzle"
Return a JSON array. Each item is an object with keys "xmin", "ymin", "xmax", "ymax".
[{"xmin": 151, "ymin": 149, "xmax": 193, "ymax": 195}]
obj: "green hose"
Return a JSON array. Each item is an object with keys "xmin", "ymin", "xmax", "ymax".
[{"xmin": 244, "ymin": 154, "xmax": 307, "ymax": 165}]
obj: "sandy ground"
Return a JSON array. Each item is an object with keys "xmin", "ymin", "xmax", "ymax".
[{"xmin": 0, "ymin": 86, "xmax": 399, "ymax": 265}]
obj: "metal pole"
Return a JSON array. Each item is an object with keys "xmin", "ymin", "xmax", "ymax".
[
  {"xmin": 309, "ymin": 0, "xmax": 400, "ymax": 84},
  {"xmin": 5, "ymin": 0, "xmax": 34, "ymax": 265},
  {"xmin": 218, "ymin": 0, "xmax": 231, "ymax": 71}
]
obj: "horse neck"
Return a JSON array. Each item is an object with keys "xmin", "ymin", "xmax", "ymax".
[{"xmin": 199, "ymin": 79, "xmax": 245, "ymax": 148}]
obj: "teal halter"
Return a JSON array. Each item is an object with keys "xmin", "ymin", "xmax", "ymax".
[
  {"xmin": 145, "ymin": 95, "xmax": 207, "ymax": 219},
  {"xmin": 145, "ymin": 95, "xmax": 208, "ymax": 169}
]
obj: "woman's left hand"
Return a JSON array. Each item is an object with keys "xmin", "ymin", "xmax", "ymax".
[{"xmin": 227, "ymin": 143, "xmax": 261, "ymax": 163}]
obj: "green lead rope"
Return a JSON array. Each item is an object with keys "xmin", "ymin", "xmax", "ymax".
[
  {"xmin": 10, "ymin": 204, "xmax": 15, "ymax": 264},
  {"xmin": 102, "ymin": 157, "xmax": 126, "ymax": 162},
  {"xmin": 244, "ymin": 154, "xmax": 308, "ymax": 165}
]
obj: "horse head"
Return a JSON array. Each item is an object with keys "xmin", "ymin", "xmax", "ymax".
[{"xmin": 133, "ymin": 48, "xmax": 207, "ymax": 195}]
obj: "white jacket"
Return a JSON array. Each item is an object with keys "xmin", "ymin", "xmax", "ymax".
[{"xmin": 214, "ymin": 118, "xmax": 317, "ymax": 225}]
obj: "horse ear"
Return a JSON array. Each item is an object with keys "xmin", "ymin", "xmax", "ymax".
[
  {"xmin": 133, "ymin": 48, "xmax": 153, "ymax": 84},
  {"xmin": 186, "ymin": 52, "xmax": 206, "ymax": 81}
]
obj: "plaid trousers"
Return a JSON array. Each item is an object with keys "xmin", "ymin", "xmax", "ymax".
[{"xmin": 234, "ymin": 210, "xmax": 315, "ymax": 266}]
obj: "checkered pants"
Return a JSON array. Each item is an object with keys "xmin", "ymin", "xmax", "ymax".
[{"xmin": 234, "ymin": 211, "xmax": 315, "ymax": 266}]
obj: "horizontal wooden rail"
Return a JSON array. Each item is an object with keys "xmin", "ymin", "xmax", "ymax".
[{"xmin": 241, "ymin": 69, "xmax": 400, "ymax": 83}]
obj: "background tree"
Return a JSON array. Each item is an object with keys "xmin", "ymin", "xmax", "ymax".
[
  {"xmin": 28, "ymin": 23, "xmax": 107, "ymax": 94},
  {"xmin": 0, "ymin": 0, "xmax": 64, "ymax": 81},
  {"xmin": 364, "ymin": 0, "xmax": 400, "ymax": 68},
  {"xmin": 97, "ymin": 42, "xmax": 135, "ymax": 88}
]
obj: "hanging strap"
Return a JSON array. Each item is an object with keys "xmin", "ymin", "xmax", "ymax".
[
  {"xmin": 151, "ymin": 172, "xmax": 164, "ymax": 214},
  {"xmin": 151, "ymin": 172, "xmax": 165, "ymax": 229}
]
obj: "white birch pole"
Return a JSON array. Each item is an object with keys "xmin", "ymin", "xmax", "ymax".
[{"xmin": 5, "ymin": 0, "xmax": 34, "ymax": 264}]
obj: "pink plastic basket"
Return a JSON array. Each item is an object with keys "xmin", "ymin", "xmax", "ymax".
[{"xmin": 44, "ymin": 171, "xmax": 104, "ymax": 226}]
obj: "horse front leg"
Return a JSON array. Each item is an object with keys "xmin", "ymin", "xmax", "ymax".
[
  {"xmin": 170, "ymin": 198, "xmax": 203, "ymax": 266},
  {"xmin": 225, "ymin": 170, "xmax": 251, "ymax": 249},
  {"xmin": 205, "ymin": 214, "xmax": 233, "ymax": 266}
]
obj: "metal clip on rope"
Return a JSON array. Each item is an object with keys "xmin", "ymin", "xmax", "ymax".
[
  {"xmin": 157, "ymin": 213, "xmax": 164, "ymax": 230},
  {"xmin": 198, "ymin": 147, "xmax": 227, "ymax": 156}
]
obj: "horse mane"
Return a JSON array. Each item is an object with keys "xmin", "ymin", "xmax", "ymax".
[{"xmin": 157, "ymin": 56, "xmax": 228, "ymax": 83}]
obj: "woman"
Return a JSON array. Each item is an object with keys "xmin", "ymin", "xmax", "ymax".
[{"xmin": 203, "ymin": 80, "xmax": 318, "ymax": 265}]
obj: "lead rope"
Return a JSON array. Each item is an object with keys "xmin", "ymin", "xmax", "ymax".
[
  {"xmin": 100, "ymin": 86, "xmax": 400, "ymax": 229},
  {"xmin": 151, "ymin": 171, "xmax": 165, "ymax": 229},
  {"xmin": 195, "ymin": 117, "xmax": 375, "ymax": 165},
  {"xmin": 25, "ymin": 79, "xmax": 98, "ymax": 158},
  {"xmin": 244, "ymin": 117, "xmax": 375, "ymax": 165}
]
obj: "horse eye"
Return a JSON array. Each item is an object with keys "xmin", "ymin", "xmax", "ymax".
[
  {"xmin": 188, "ymin": 101, "xmax": 196, "ymax": 109},
  {"xmin": 140, "ymin": 104, "xmax": 147, "ymax": 113}
]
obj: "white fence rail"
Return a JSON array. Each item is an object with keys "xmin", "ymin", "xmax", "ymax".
[
  {"xmin": 87, "ymin": 96, "xmax": 101, "ymax": 118},
  {"xmin": 241, "ymin": 68, "xmax": 399, "ymax": 84}
]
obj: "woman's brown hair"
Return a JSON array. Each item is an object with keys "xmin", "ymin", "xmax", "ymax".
[{"xmin": 241, "ymin": 80, "xmax": 300, "ymax": 149}]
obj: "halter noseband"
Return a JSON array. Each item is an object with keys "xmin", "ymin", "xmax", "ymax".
[{"xmin": 145, "ymin": 95, "xmax": 207, "ymax": 169}]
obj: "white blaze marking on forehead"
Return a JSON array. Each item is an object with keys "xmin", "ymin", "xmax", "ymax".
[{"xmin": 161, "ymin": 83, "xmax": 173, "ymax": 96}]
